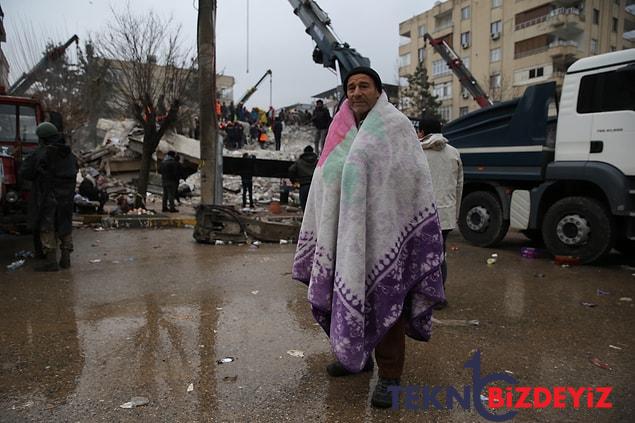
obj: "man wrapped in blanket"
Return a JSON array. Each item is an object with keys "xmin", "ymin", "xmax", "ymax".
[{"xmin": 292, "ymin": 66, "xmax": 445, "ymax": 408}]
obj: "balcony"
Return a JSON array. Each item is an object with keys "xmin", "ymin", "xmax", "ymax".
[
  {"xmin": 514, "ymin": 7, "xmax": 584, "ymax": 36},
  {"xmin": 548, "ymin": 40, "xmax": 580, "ymax": 60}
]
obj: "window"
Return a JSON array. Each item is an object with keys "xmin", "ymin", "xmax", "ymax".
[
  {"xmin": 492, "ymin": 0, "xmax": 502, "ymax": 8},
  {"xmin": 490, "ymin": 48, "xmax": 501, "ymax": 62},
  {"xmin": 432, "ymin": 59, "xmax": 451, "ymax": 76},
  {"xmin": 0, "ymin": 104, "xmax": 17, "ymax": 142},
  {"xmin": 460, "ymin": 106, "xmax": 469, "ymax": 117},
  {"xmin": 593, "ymin": 9, "xmax": 599, "ymax": 25},
  {"xmin": 461, "ymin": 31, "xmax": 471, "ymax": 47},
  {"xmin": 491, "ymin": 20, "xmax": 502, "ymax": 36},
  {"xmin": 433, "ymin": 81, "xmax": 452, "ymax": 99},
  {"xmin": 399, "ymin": 53, "xmax": 412, "ymax": 67},
  {"xmin": 461, "ymin": 6, "xmax": 471, "ymax": 20},
  {"xmin": 577, "ymin": 67, "xmax": 635, "ymax": 113},
  {"xmin": 439, "ymin": 106, "xmax": 452, "ymax": 122},
  {"xmin": 19, "ymin": 106, "xmax": 38, "ymax": 143},
  {"xmin": 529, "ymin": 67, "xmax": 544, "ymax": 79},
  {"xmin": 590, "ymin": 39, "xmax": 598, "ymax": 54},
  {"xmin": 490, "ymin": 73, "xmax": 501, "ymax": 89},
  {"xmin": 613, "ymin": 18, "xmax": 618, "ymax": 32},
  {"xmin": 418, "ymin": 25, "xmax": 427, "ymax": 38},
  {"xmin": 418, "ymin": 47, "xmax": 426, "ymax": 63}
]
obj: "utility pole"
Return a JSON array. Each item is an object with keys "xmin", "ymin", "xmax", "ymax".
[{"xmin": 197, "ymin": 0, "xmax": 218, "ymax": 206}]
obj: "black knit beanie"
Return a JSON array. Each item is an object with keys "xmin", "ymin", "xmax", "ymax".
[{"xmin": 344, "ymin": 66, "xmax": 383, "ymax": 95}]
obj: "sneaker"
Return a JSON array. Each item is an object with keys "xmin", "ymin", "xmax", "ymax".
[
  {"xmin": 326, "ymin": 359, "xmax": 373, "ymax": 377},
  {"xmin": 59, "ymin": 251, "xmax": 71, "ymax": 269},
  {"xmin": 371, "ymin": 377, "xmax": 400, "ymax": 409}
]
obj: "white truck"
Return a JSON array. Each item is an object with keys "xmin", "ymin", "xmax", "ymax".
[{"xmin": 442, "ymin": 49, "xmax": 635, "ymax": 263}]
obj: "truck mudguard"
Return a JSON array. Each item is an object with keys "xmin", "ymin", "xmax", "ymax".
[{"xmin": 544, "ymin": 161, "xmax": 633, "ymax": 215}]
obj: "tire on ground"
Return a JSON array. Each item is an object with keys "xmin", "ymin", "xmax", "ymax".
[
  {"xmin": 541, "ymin": 196, "xmax": 614, "ymax": 264},
  {"xmin": 458, "ymin": 191, "xmax": 509, "ymax": 247}
]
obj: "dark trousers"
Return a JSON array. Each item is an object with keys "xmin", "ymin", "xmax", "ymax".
[
  {"xmin": 299, "ymin": 184, "xmax": 310, "ymax": 210},
  {"xmin": 274, "ymin": 135, "xmax": 281, "ymax": 151},
  {"xmin": 242, "ymin": 182, "xmax": 254, "ymax": 207},
  {"xmin": 162, "ymin": 182, "xmax": 177, "ymax": 210},
  {"xmin": 375, "ymin": 316, "xmax": 405, "ymax": 379},
  {"xmin": 441, "ymin": 229, "xmax": 451, "ymax": 291}
]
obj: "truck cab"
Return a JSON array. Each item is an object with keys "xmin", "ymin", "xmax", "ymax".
[{"xmin": 443, "ymin": 49, "xmax": 635, "ymax": 263}]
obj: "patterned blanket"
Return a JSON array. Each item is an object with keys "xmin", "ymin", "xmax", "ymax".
[{"xmin": 292, "ymin": 93, "xmax": 444, "ymax": 372}]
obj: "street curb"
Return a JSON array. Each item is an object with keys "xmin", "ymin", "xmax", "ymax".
[{"xmin": 77, "ymin": 214, "xmax": 197, "ymax": 229}]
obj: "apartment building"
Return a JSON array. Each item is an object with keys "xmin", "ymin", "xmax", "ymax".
[{"xmin": 398, "ymin": 0, "xmax": 635, "ymax": 121}]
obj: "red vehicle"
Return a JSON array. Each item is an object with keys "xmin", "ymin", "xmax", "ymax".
[{"xmin": 0, "ymin": 94, "xmax": 43, "ymax": 225}]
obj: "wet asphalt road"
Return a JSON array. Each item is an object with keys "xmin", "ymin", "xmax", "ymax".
[{"xmin": 0, "ymin": 228, "xmax": 634, "ymax": 422}]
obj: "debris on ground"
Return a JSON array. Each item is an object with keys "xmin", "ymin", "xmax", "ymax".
[
  {"xmin": 520, "ymin": 247, "xmax": 543, "ymax": 259},
  {"xmin": 619, "ymin": 297, "xmax": 633, "ymax": 302},
  {"xmin": 187, "ymin": 383, "xmax": 194, "ymax": 393},
  {"xmin": 89, "ymin": 259, "xmax": 102, "ymax": 264},
  {"xmin": 432, "ymin": 317, "xmax": 480, "ymax": 327},
  {"xmin": 554, "ymin": 256, "xmax": 580, "ymax": 266},
  {"xmin": 251, "ymin": 290, "xmax": 259, "ymax": 295},
  {"xmin": 486, "ymin": 257, "xmax": 497, "ymax": 265},
  {"xmin": 6, "ymin": 259, "xmax": 25, "ymax": 271},
  {"xmin": 119, "ymin": 396, "xmax": 150, "ymax": 409},
  {"xmin": 580, "ymin": 302, "xmax": 598, "ymax": 308},
  {"xmin": 596, "ymin": 289, "xmax": 611, "ymax": 296},
  {"xmin": 589, "ymin": 357, "xmax": 611, "ymax": 370},
  {"xmin": 534, "ymin": 273, "xmax": 546, "ymax": 278},
  {"xmin": 223, "ymin": 376, "xmax": 238, "ymax": 382},
  {"xmin": 15, "ymin": 250, "xmax": 34, "ymax": 260},
  {"xmin": 609, "ymin": 345, "xmax": 622, "ymax": 350},
  {"xmin": 286, "ymin": 350, "xmax": 305, "ymax": 358},
  {"xmin": 216, "ymin": 357, "xmax": 236, "ymax": 364}
]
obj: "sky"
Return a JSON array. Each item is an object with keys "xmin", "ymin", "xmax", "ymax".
[{"xmin": 3, "ymin": 0, "xmax": 436, "ymax": 108}]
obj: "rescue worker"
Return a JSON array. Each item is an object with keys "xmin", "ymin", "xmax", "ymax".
[
  {"xmin": 20, "ymin": 122, "xmax": 78, "ymax": 271},
  {"xmin": 159, "ymin": 151, "xmax": 180, "ymax": 212},
  {"xmin": 288, "ymin": 145, "xmax": 318, "ymax": 210}
]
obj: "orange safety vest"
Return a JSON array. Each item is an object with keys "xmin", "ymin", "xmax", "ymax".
[{"xmin": 258, "ymin": 132, "xmax": 269, "ymax": 142}]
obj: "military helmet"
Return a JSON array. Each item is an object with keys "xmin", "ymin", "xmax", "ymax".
[{"xmin": 35, "ymin": 122, "xmax": 59, "ymax": 139}]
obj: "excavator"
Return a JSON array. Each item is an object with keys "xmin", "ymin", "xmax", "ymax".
[{"xmin": 236, "ymin": 69, "xmax": 272, "ymax": 105}]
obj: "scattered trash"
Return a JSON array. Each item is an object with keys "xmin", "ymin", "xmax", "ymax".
[
  {"xmin": 6, "ymin": 259, "xmax": 25, "ymax": 271},
  {"xmin": 216, "ymin": 307, "xmax": 223, "ymax": 311},
  {"xmin": 596, "ymin": 289, "xmax": 611, "ymax": 296},
  {"xmin": 486, "ymin": 257, "xmax": 497, "ymax": 265},
  {"xmin": 589, "ymin": 357, "xmax": 610, "ymax": 370},
  {"xmin": 609, "ymin": 345, "xmax": 622, "ymax": 350},
  {"xmin": 253, "ymin": 241, "xmax": 262, "ymax": 246},
  {"xmin": 279, "ymin": 239, "xmax": 289, "ymax": 244},
  {"xmin": 619, "ymin": 297, "xmax": 632, "ymax": 302},
  {"xmin": 504, "ymin": 370, "xmax": 514, "ymax": 375},
  {"xmin": 520, "ymin": 247, "xmax": 543, "ymax": 259},
  {"xmin": 561, "ymin": 264, "xmax": 570, "ymax": 268},
  {"xmin": 432, "ymin": 317, "xmax": 480, "ymax": 327},
  {"xmin": 491, "ymin": 253, "xmax": 498, "ymax": 258},
  {"xmin": 580, "ymin": 302, "xmax": 598, "ymax": 308},
  {"xmin": 450, "ymin": 246, "xmax": 459, "ymax": 252},
  {"xmin": 223, "ymin": 376, "xmax": 238, "ymax": 382},
  {"xmin": 554, "ymin": 255, "xmax": 580, "ymax": 266},
  {"xmin": 187, "ymin": 383, "xmax": 194, "ymax": 393},
  {"xmin": 534, "ymin": 273, "xmax": 546, "ymax": 278},
  {"xmin": 214, "ymin": 240, "xmax": 225, "ymax": 245},
  {"xmin": 119, "ymin": 396, "xmax": 149, "ymax": 409},
  {"xmin": 251, "ymin": 290, "xmax": 259, "ymax": 295},
  {"xmin": 14, "ymin": 250, "xmax": 34, "ymax": 260},
  {"xmin": 286, "ymin": 350, "xmax": 305, "ymax": 358},
  {"xmin": 216, "ymin": 357, "xmax": 236, "ymax": 364},
  {"xmin": 249, "ymin": 244, "xmax": 259, "ymax": 250},
  {"xmin": 89, "ymin": 259, "xmax": 102, "ymax": 264},
  {"xmin": 94, "ymin": 227, "xmax": 105, "ymax": 232}
]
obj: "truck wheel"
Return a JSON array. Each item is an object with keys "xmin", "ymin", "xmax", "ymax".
[
  {"xmin": 458, "ymin": 191, "xmax": 509, "ymax": 247},
  {"xmin": 542, "ymin": 197, "xmax": 614, "ymax": 264}
]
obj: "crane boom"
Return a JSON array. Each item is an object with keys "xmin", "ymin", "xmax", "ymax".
[
  {"xmin": 424, "ymin": 33, "xmax": 492, "ymax": 108},
  {"xmin": 288, "ymin": 0, "xmax": 369, "ymax": 86},
  {"xmin": 237, "ymin": 69, "xmax": 272, "ymax": 105},
  {"xmin": 8, "ymin": 35, "xmax": 79, "ymax": 96}
]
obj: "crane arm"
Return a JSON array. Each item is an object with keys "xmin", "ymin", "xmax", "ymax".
[
  {"xmin": 424, "ymin": 33, "xmax": 492, "ymax": 108},
  {"xmin": 288, "ymin": 0, "xmax": 369, "ymax": 86},
  {"xmin": 8, "ymin": 35, "xmax": 79, "ymax": 96},
  {"xmin": 237, "ymin": 69, "xmax": 272, "ymax": 105}
]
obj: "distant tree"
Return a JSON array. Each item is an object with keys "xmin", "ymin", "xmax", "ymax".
[
  {"xmin": 400, "ymin": 62, "xmax": 442, "ymax": 120},
  {"xmin": 96, "ymin": 6, "xmax": 193, "ymax": 207}
]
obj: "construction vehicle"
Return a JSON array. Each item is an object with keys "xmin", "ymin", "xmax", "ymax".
[
  {"xmin": 8, "ymin": 34, "xmax": 79, "ymax": 96},
  {"xmin": 441, "ymin": 49, "xmax": 635, "ymax": 263},
  {"xmin": 0, "ymin": 35, "xmax": 78, "ymax": 226},
  {"xmin": 237, "ymin": 69, "xmax": 272, "ymax": 105},
  {"xmin": 288, "ymin": 0, "xmax": 370, "ymax": 86},
  {"xmin": 424, "ymin": 33, "xmax": 492, "ymax": 109}
]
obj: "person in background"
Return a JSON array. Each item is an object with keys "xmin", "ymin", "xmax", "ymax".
[
  {"xmin": 288, "ymin": 145, "xmax": 318, "ymax": 210},
  {"xmin": 159, "ymin": 151, "xmax": 180, "ymax": 213},
  {"xmin": 240, "ymin": 153, "xmax": 255, "ymax": 208},
  {"xmin": 418, "ymin": 114, "xmax": 463, "ymax": 310},
  {"xmin": 273, "ymin": 116, "xmax": 283, "ymax": 151},
  {"xmin": 311, "ymin": 99, "xmax": 331, "ymax": 155}
]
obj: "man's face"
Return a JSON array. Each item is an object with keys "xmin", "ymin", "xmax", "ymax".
[{"xmin": 346, "ymin": 74, "xmax": 380, "ymax": 121}]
